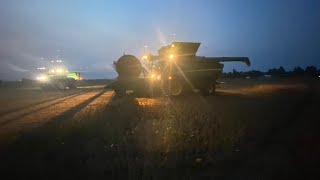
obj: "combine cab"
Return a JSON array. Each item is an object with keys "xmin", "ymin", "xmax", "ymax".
[{"xmin": 106, "ymin": 42, "xmax": 250, "ymax": 96}]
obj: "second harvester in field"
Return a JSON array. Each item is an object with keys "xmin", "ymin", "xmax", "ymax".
[{"xmin": 36, "ymin": 60, "xmax": 82, "ymax": 90}]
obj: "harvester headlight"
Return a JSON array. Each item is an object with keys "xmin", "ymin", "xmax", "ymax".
[
  {"xmin": 142, "ymin": 55, "xmax": 148, "ymax": 60},
  {"xmin": 169, "ymin": 54, "xmax": 174, "ymax": 60},
  {"xmin": 150, "ymin": 73, "xmax": 161, "ymax": 80},
  {"xmin": 51, "ymin": 70, "xmax": 55, "ymax": 73},
  {"xmin": 168, "ymin": 76, "xmax": 172, "ymax": 80},
  {"xmin": 36, "ymin": 75, "xmax": 47, "ymax": 81},
  {"xmin": 56, "ymin": 69, "xmax": 63, "ymax": 73}
]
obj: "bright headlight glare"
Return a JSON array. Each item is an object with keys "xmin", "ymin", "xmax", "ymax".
[
  {"xmin": 56, "ymin": 69, "xmax": 63, "ymax": 73},
  {"xmin": 142, "ymin": 55, "xmax": 148, "ymax": 60},
  {"xmin": 169, "ymin": 54, "xmax": 174, "ymax": 59},
  {"xmin": 36, "ymin": 76, "xmax": 47, "ymax": 81},
  {"xmin": 150, "ymin": 74, "xmax": 161, "ymax": 80}
]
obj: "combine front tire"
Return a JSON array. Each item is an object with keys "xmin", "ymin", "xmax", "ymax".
[
  {"xmin": 200, "ymin": 83, "xmax": 216, "ymax": 96},
  {"xmin": 162, "ymin": 79, "xmax": 183, "ymax": 96}
]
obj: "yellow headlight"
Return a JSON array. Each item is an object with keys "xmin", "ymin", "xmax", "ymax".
[
  {"xmin": 56, "ymin": 69, "xmax": 63, "ymax": 73},
  {"xmin": 169, "ymin": 54, "xmax": 174, "ymax": 60},
  {"xmin": 36, "ymin": 76, "xmax": 47, "ymax": 81}
]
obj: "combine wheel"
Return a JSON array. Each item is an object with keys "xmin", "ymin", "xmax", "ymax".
[
  {"xmin": 163, "ymin": 79, "xmax": 183, "ymax": 96},
  {"xmin": 66, "ymin": 79, "xmax": 77, "ymax": 89},
  {"xmin": 52, "ymin": 80, "xmax": 67, "ymax": 90},
  {"xmin": 200, "ymin": 83, "xmax": 216, "ymax": 96}
]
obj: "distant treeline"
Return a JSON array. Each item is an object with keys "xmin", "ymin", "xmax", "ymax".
[{"xmin": 222, "ymin": 66, "xmax": 320, "ymax": 78}]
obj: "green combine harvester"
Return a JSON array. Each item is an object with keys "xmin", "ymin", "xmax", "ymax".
[
  {"xmin": 106, "ymin": 42, "xmax": 251, "ymax": 97},
  {"xmin": 36, "ymin": 61, "xmax": 81, "ymax": 90}
]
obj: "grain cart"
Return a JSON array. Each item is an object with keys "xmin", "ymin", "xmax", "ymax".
[{"xmin": 105, "ymin": 55, "xmax": 160, "ymax": 96}]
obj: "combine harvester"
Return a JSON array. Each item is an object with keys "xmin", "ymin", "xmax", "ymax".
[
  {"xmin": 106, "ymin": 42, "xmax": 250, "ymax": 97},
  {"xmin": 36, "ymin": 60, "xmax": 82, "ymax": 90}
]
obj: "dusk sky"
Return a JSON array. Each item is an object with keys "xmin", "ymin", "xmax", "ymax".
[{"xmin": 0, "ymin": 0, "xmax": 319, "ymax": 80}]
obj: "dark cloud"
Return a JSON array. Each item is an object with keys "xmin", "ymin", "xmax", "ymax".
[{"xmin": 0, "ymin": 0, "xmax": 319, "ymax": 80}]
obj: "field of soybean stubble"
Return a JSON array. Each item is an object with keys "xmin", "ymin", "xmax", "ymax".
[{"xmin": 0, "ymin": 78, "xmax": 319, "ymax": 179}]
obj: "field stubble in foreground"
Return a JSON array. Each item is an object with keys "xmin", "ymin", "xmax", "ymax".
[
  {"xmin": 0, "ymin": 92, "xmax": 251, "ymax": 179},
  {"xmin": 0, "ymin": 82, "xmax": 314, "ymax": 180}
]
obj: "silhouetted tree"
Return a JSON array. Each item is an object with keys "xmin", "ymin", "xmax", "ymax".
[
  {"xmin": 278, "ymin": 66, "xmax": 286, "ymax": 74},
  {"xmin": 232, "ymin": 69, "xmax": 240, "ymax": 78},
  {"xmin": 305, "ymin": 66, "xmax": 318, "ymax": 77},
  {"xmin": 267, "ymin": 66, "xmax": 287, "ymax": 76},
  {"xmin": 267, "ymin": 68, "xmax": 276, "ymax": 75},
  {"xmin": 293, "ymin": 66, "xmax": 304, "ymax": 75},
  {"xmin": 247, "ymin": 70, "xmax": 264, "ymax": 78},
  {"xmin": 222, "ymin": 65, "xmax": 318, "ymax": 78}
]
